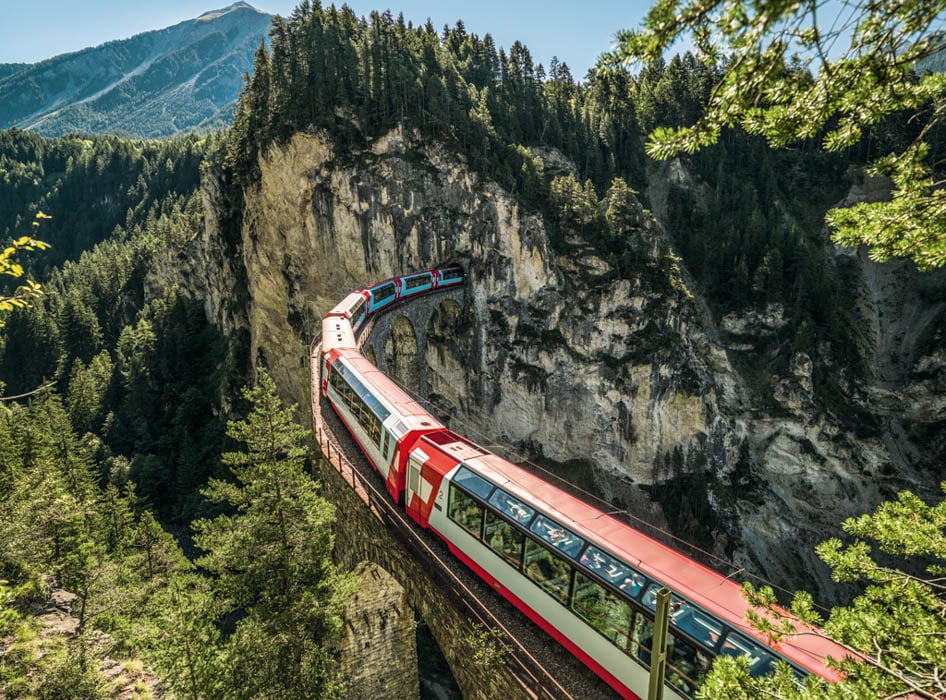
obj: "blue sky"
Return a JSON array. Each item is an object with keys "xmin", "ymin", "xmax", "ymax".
[{"xmin": 0, "ymin": 1, "xmax": 647, "ymax": 78}]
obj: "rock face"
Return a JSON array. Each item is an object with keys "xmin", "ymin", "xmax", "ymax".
[{"xmin": 189, "ymin": 128, "xmax": 945, "ymax": 605}]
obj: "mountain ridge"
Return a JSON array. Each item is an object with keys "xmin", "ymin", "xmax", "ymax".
[{"xmin": 0, "ymin": 3, "xmax": 272, "ymax": 137}]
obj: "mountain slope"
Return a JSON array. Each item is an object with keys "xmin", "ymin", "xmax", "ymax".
[{"xmin": 0, "ymin": 2, "xmax": 272, "ymax": 137}]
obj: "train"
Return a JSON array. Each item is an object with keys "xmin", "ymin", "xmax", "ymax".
[{"xmin": 318, "ymin": 264, "xmax": 849, "ymax": 700}]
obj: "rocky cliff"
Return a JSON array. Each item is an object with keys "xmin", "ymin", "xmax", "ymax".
[{"xmin": 178, "ymin": 127, "xmax": 945, "ymax": 605}]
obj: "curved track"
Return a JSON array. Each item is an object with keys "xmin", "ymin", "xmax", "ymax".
[{"xmin": 310, "ymin": 308, "xmax": 618, "ymax": 700}]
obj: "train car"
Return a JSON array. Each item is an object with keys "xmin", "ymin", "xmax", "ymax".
[
  {"xmin": 367, "ymin": 278, "xmax": 399, "ymax": 314},
  {"xmin": 317, "ymin": 263, "xmax": 851, "ymax": 700},
  {"xmin": 325, "ymin": 290, "xmax": 370, "ymax": 337},
  {"xmin": 399, "ymin": 429, "xmax": 848, "ymax": 700},
  {"xmin": 399, "ymin": 271, "xmax": 434, "ymax": 298},
  {"xmin": 435, "ymin": 264, "xmax": 464, "ymax": 287},
  {"xmin": 323, "ymin": 345, "xmax": 445, "ymax": 502}
]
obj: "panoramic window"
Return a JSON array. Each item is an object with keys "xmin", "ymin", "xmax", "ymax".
[
  {"xmin": 572, "ymin": 571, "xmax": 632, "ymax": 647},
  {"xmin": 524, "ymin": 539, "xmax": 573, "ymax": 605},
  {"xmin": 671, "ymin": 601, "xmax": 724, "ymax": 649},
  {"xmin": 348, "ymin": 298, "xmax": 366, "ymax": 326},
  {"xmin": 448, "ymin": 484, "xmax": 484, "ymax": 538},
  {"xmin": 580, "ymin": 545, "xmax": 644, "ymax": 596},
  {"xmin": 329, "ymin": 365, "xmax": 385, "ymax": 446},
  {"xmin": 404, "ymin": 274, "xmax": 430, "ymax": 290},
  {"xmin": 484, "ymin": 510, "xmax": 524, "ymax": 566},
  {"xmin": 530, "ymin": 515, "xmax": 584, "ymax": 558},
  {"xmin": 453, "ymin": 466, "xmax": 494, "ymax": 499},
  {"xmin": 631, "ymin": 612, "xmax": 655, "ymax": 666},
  {"xmin": 488, "ymin": 489, "xmax": 535, "ymax": 525},
  {"xmin": 666, "ymin": 635, "xmax": 712, "ymax": 698},
  {"xmin": 640, "ymin": 585, "xmax": 722, "ymax": 649},
  {"xmin": 372, "ymin": 282, "xmax": 396, "ymax": 303},
  {"xmin": 719, "ymin": 633, "xmax": 778, "ymax": 677}
]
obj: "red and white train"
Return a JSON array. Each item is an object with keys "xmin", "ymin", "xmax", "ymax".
[{"xmin": 319, "ymin": 264, "xmax": 850, "ymax": 699}]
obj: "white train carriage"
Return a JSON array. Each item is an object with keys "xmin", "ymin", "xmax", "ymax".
[{"xmin": 323, "ymin": 346, "xmax": 444, "ymax": 502}]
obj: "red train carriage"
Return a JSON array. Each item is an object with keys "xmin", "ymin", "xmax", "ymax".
[
  {"xmin": 318, "ymin": 265, "xmax": 852, "ymax": 700},
  {"xmin": 401, "ymin": 430, "xmax": 846, "ymax": 699}
]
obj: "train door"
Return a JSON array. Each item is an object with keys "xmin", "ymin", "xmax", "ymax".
[
  {"xmin": 381, "ymin": 428, "xmax": 400, "ymax": 501},
  {"xmin": 404, "ymin": 454, "xmax": 424, "ymax": 523}
]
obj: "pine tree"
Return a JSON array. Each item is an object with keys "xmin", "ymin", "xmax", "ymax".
[{"xmin": 192, "ymin": 368, "xmax": 355, "ymax": 699}]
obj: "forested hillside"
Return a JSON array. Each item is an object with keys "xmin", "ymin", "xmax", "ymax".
[
  {"xmin": 1, "ymin": 1, "xmax": 944, "ymax": 696},
  {"xmin": 0, "ymin": 129, "xmax": 352, "ymax": 696},
  {"xmin": 223, "ymin": 3, "xmax": 922, "ymax": 406}
]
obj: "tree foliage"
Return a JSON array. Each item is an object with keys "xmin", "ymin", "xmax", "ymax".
[
  {"xmin": 193, "ymin": 368, "xmax": 355, "ymax": 699},
  {"xmin": 223, "ymin": 3, "xmax": 648, "ymax": 237},
  {"xmin": 699, "ymin": 485, "xmax": 946, "ymax": 698},
  {"xmin": 608, "ymin": 0, "xmax": 946, "ymax": 269},
  {"xmin": 0, "ymin": 211, "xmax": 49, "ymax": 332}
]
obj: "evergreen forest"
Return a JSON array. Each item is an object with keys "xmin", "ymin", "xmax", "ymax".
[{"xmin": 1, "ymin": 1, "xmax": 944, "ymax": 697}]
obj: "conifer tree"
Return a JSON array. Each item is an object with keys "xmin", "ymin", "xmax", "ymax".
[{"xmin": 193, "ymin": 368, "xmax": 355, "ymax": 699}]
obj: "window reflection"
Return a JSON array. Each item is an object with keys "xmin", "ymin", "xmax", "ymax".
[
  {"xmin": 530, "ymin": 515, "xmax": 584, "ymax": 558},
  {"xmin": 448, "ymin": 484, "xmax": 483, "ymax": 538},
  {"xmin": 524, "ymin": 539, "xmax": 572, "ymax": 605},
  {"xmin": 572, "ymin": 571, "xmax": 632, "ymax": 647},
  {"xmin": 580, "ymin": 545, "xmax": 644, "ymax": 596},
  {"xmin": 488, "ymin": 489, "xmax": 535, "ymax": 524},
  {"xmin": 484, "ymin": 510, "xmax": 524, "ymax": 566}
]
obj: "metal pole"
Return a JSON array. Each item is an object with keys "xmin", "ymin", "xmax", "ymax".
[{"xmin": 647, "ymin": 587, "xmax": 671, "ymax": 700}]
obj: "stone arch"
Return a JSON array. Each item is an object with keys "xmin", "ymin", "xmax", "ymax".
[
  {"xmin": 385, "ymin": 315, "xmax": 419, "ymax": 391},
  {"xmin": 364, "ymin": 344, "xmax": 377, "ymax": 366},
  {"xmin": 426, "ymin": 299, "xmax": 466, "ymax": 417}
]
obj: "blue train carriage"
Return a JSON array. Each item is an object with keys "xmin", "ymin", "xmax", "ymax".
[
  {"xmin": 435, "ymin": 264, "xmax": 464, "ymax": 287},
  {"xmin": 399, "ymin": 270, "xmax": 434, "ymax": 298}
]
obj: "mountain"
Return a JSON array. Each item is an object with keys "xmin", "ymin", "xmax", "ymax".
[
  {"xmin": 0, "ymin": 63, "xmax": 27, "ymax": 81},
  {"xmin": 0, "ymin": 2, "xmax": 272, "ymax": 137}
]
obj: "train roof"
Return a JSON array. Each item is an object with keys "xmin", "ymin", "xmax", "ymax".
[
  {"xmin": 321, "ymin": 314, "xmax": 357, "ymax": 354},
  {"xmin": 332, "ymin": 347, "xmax": 445, "ymax": 434},
  {"xmin": 327, "ymin": 291, "xmax": 367, "ymax": 318},
  {"xmin": 414, "ymin": 430, "xmax": 850, "ymax": 680}
]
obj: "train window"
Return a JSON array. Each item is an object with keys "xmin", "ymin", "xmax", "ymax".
[
  {"xmin": 404, "ymin": 274, "xmax": 431, "ymax": 290},
  {"xmin": 631, "ymin": 612, "xmax": 655, "ymax": 667},
  {"xmin": 348, "ymin": 298, "xmax": 366, "ymax": 326},
  {"xmin": 579, "ymin": 545, "xmax": 644, "ymax": 596},
  {"xmin": 672, "ymin": 606, "xmax": 724, "ymax": 649},
  {"xmin": 371, "ymin": 282, "xmax": 396, "ymax": 303},
  {"xmin": 718, "ymin": 633, "xmax": 778, "ymax": 677},
  {"xmin": 329, "ymin": 364, "xmax": 386, "ymax": 446},
  {"xmin": 448, "ymin": 484, "xmax": 484, "ymax": 539},
  {"xmin": 666, "ymin": 635, "xmax": 712, "ymax": 698},
  {"xmin": 441, "ymin": 267, "xmax": 462, "ymax": 281},
  {"xmin": 524, "ymin": 539, "xmax": 572, "ymax": 606},
  {"xmin": 488, "ymin": 489, "xmax": 535, "ymax": 525},
  {"xmin": 641, "ymin": 585, "xmax": 723, "ymax": 649},
  {"xmin": 529, "ymin": 515, "xmax": 584, "ymax": 558},
  {"xmin": 484, "ymin": 511, "xmax": 524, "ymax": 567},
  {"xmin": 572, "ymin": 571, "xmax": 632, "ymax": 648},
  {"xmin": 453, "ymin": 466, "xmax": 494, "ymax": 499}
]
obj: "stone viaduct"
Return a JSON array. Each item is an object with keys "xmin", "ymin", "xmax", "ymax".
[{"xmin": 310, "ymin": 287, "xmax": 606, "ymax": 700}]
